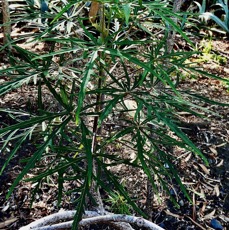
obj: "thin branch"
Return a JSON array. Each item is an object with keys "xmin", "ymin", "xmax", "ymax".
[
  {"xmin": 79, "ymin": 214, "xmax": 164, "ymax": 230},
  {"xmin": 19, "ymin": 211, "xmax": 164, "ymax": 230},
  {"xmin": 19, "ymin": 211, "xmax": 99, "ymax": 230}
]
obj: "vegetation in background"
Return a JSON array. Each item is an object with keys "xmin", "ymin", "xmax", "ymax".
[
  {"xmin": 196, "ymin": 0, "xmax": 229, "ymax": 34},
  {"xmin": 196, "ymin": 38, "xmax": 227, "ymax": 64}
]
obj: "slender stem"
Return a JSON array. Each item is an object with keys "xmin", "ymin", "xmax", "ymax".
[
  {"xmin": 166, "ymin": 0, "xmax": 184, "ymax": 54},
  {"xmin": 89, "ymin": 2, "xmax": 108, "ymax": 214}
]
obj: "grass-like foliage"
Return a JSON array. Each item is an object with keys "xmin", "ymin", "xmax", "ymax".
[{"xmin": 0, "ymin": 0, "xmax": 228, "ymax": 228}]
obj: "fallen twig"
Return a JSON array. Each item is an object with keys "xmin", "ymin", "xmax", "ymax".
[
  {"xmin": 19, "ymin": 210, "xmax": 98, "ymax": 230},
  {"xmin": 79, "ymin": 214, "xmax": 164, "ymax": 230},
  {"xmin": 19, "ymin": 210, "xmax": 164, "ymax": 230},
  {"xmin": 0, "ymin": 217, "xmax": 18, "ymax": 228},
  {"xmin": 184, "ymin": 215, "xmax": 206, "ymax": 230}
]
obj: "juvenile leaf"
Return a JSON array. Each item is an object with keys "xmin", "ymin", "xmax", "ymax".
[
  {"xmin": 123, "ymin": 4, "xmax": 131, "ymax": 25},
  {"xmin": 156, "ymin": 10, "xmax": 194, "ymax": 46},
  {"xmin": 6, "ymin": 117, "xmax": 71, "ymax": 199},
  {"xmin": 72, "ymin": 178, "xmax": 88, "ymax": 229},
  {"xmin": 57, "ymin": 170, "xmax": 64, "ymax": 207},
  {"xmin": 160, "ymin": 117, "xmax": 208, "ymax": 165},
  {"xmin": 103, "ymin": 166, "xmax": 147, "ymax": 218},
  {"xmin": 81, "ymin": 122, "xmax": 92, "ymax": 186},
  {"xmin": 136, "ymin": 131, "xmax": 158, "ymax": 194},
  {"xmin": 75, "ymin": 51, "xmax": 98, "ymax": 125},
  {"xmin": 98, "ymin": 95, "xmax": 123, "ymax": 127},
  {"xmin": 0, "ymin": 112, "xmax": 67, "ymax": 134},
  {"xmin": 0, "ymin": 131, "xmax": 29, "ymax": 176},
  {"xmin": 50, "ymin": 2, "xmax": 74, "ymax": 24}
]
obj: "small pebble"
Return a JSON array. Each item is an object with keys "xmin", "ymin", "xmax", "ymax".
[
  {"xmin": 169, "ymin": 188, "xmax": 177, "ymax": 196},
  {"xmin": 159, "ymin": 222, "xmax": 166, "ymax": 228},
  {"xmin": 211, "ymin": 218, "xmax": 223, "ymax": 230},
  {"xmin": 179, "ymin": 199, "xmax": 184, "ymax": 206}
]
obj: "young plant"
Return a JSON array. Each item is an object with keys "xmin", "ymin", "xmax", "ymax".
[
  {"xmin": 106, "ymin": 190, "xmax": 132, "ymax": 215},
  {"xmin": 197, "ymin": 38, "xmax": 227, "ymax": 64},
  {"xmin": 0, "ymin": 0, "xmax": 228, "ymax": 229}
]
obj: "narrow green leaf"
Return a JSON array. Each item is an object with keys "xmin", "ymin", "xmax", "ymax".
[
  {"xmin": 13, "ymin": 45, "xmax": 39, "ymax": 67},
  {"xmin": 136, "ymin": 131, "xmax": 158, "ymax": 192},
  {"xmin": 75, "ymin": 51, "xmax": 98, "ymax": 125},
  {"xmin": 163, "ymin": 154, "xmax": 192, "ymax": 203},
  {"xmin": 0, "ymin": 112, "xmax": 67, "ymax": 134},
  {"xmin": 81, "ymin": 122, "xmax": 92, "ymax": 186},
  {"xmin": 104, "ymin": 48, "xmax": 178, "ymax": 92},
  {"xmin": 6, "ymin": 117, "xmax": 71, "ymax": 199},
  {"xmin": 156, "ymin": 11, "xmax": 194, "ymax": 46},
  {"xmin": 0, "ymin": 75, "xmax": 35, "ymax": 96},
  {"xmin": 103, "ymin": 166, "xmax": 147, "ymax": 218},
  {"xmin": 98, "ymin": 95, "xmax": 122, "ymax": 127},
  {"xmin": 79, "ymin": 22, "xmax": 98, "ymax": 44},
  {"xmin": 134, "ymin": 100, "xmax": 143, "ymax": 122},
  {"xmin": 50, "ymin": 2, "xmax": 73, "ymax": 24},
  {"xmin": 57, "ymin": 170, "xmax": 64, "ymax": 207},
  {"xmin": 185, "ymin": 66, "xmax": 229, "ymax": 83},
  {"xmin": 41, "ymin": 74, "xmax": 70, "ymax": 110},
  {"xmin": 0, "ymin": 131, "xmax": 29, "ymax": 176},
  {"xmin": 101, "ymin": 127, "xmax": 134, "ymax": 148},
  {"xmin": 38, "ymin": 79, "xmax": 44, "ymax": 111},
  {"xmin": 200, "ymin": 12, "xmax": 229, "ymax": 33},
  {"xmin": 25, "ymin": 158, "xmax": 82, "ymax": 182},
  {"xmin": 72, "ymin": 178, "xmax": 88, "ymax": 229},
  {"xmin": 185, "ymin": 92, "xmax": 229, "ymax": 107},
  {"xmin": 123, "ymin": 4, "xmax": 131, "ymax": 25},
  {"xmin": 160, "ymin": 117, "xmax": 208, "ymax": 165}
]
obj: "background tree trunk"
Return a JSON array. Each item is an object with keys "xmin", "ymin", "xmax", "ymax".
[{"xmin": 2, "ymin": 0, "xmax": 11, "ymax": 48}]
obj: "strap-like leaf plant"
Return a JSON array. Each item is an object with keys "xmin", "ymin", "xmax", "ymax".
[{"xmin": 0, "ymin": 0, "xmax": 228, "ymax": 229}]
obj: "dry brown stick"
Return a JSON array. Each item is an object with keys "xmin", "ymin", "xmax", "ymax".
[
  {"xmin": 184, "ymin": 215, "xmax": 207, "ymax": 230},
  {"xmin": 0, "ymin": 217, "xmax": 18, "ymax": 228}
]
